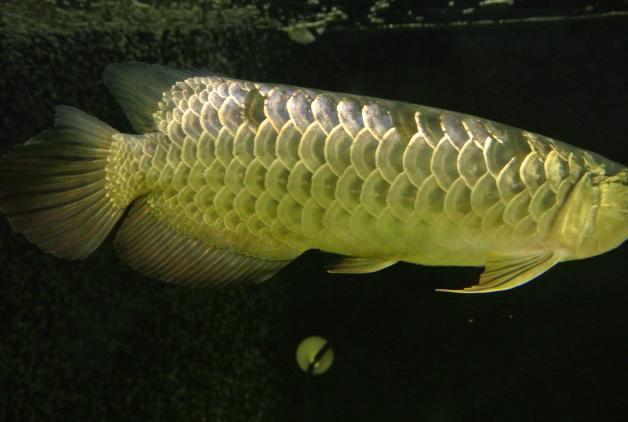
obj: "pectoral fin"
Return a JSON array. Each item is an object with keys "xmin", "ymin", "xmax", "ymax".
[
  {"xmin": 327, "ymin": 257, "xmax": 398, "ymax": 274},
  {"xmin": 437, "ymin": 251, "xmax": 560, "ymax": 294}
]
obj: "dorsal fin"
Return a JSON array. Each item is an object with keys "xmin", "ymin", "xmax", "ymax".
[
  {"xmin": 437, "ymin": 251, "xmax": 560, "ymax": 294},
  {"xmin": 103, "ymin": 62, "xmax": 203, "ymax": 133},
  {"xmin": 114, "ymin": 197, "xmax": 292, "ymax": 286}
]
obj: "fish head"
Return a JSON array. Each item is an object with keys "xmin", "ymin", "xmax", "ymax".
[
  {"xmin": 592, "ymin": 167, "xmax": 628, "ymax": 257},
  {"xmin": 556, "ymin": 155, "xmax": 627, "ymax": 260}
]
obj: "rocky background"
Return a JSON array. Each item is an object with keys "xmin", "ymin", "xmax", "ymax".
[{"xmin": 1, "ymin": 1, "xmax": 627, "ymax": 420}]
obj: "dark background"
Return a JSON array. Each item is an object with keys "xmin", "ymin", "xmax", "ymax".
[{"xmin": 1, "ymin": 1, "xmax": 627, "ymax": 421}]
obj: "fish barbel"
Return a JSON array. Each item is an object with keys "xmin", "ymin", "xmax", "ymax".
[{"xmin": 0, "ymin": 63, "xmax": 626, "ymax": 292}]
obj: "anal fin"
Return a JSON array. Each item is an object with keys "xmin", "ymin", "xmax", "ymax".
[
  {"xmin": 114, "ymin": 197, "xmax": 291, "ymax": 286},
  {"xmin": 327, "ymin": 256, "xmax": 398, "ymax": 274},
  {"xmin": 437, "ymin": 251, "xmax": 560, "ymax": 294}
]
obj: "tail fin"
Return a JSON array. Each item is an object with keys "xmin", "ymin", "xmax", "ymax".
[{"xmin": 0, "ymin": 106, "xmax": 126, "ymax": 260}]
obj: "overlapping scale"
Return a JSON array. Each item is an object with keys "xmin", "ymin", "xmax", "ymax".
[
  {"xmin": 387, "ymin": 174, "xmax": 417, "ymax": 221},
  {"xmin": 196, "ymin": 132, "xmax": 215, "ymax": 167},
  {"xmin": 415, "ymin": 110, "xmax": 444, "ymax": 148},
  {"xmin": 200, "ymin": 101, "xmax": 221, "ymax": 140},
  {"xmin": 349, "ymin": 205, "xmax": 380, "ymax": 243},
  {"xmin": 233, "ymin": 125, "xmax": 255, "ymax": 166},
  {"xmin": 223, "ymin": 210, "xmax": 241, "ymax": 232},
  {"xmin": 172, "ymin": 162, "xmax": 190, "ymax": 191},
  {"xmin": 496, "ymin": 157, "xmax": 525, "ymax": 203},
  {"xmin": 215, "ymin": 127, "xmax": 234, "ymax": 167},
  {"xmin": 483, "ymin": 137, "xmax": 511, "ymax": 177},
  {"xmin": 481, "ymin": 202, "xmax": 505, "ymax": 239},
  {"xmin": 227, "ymin": 81, "xmax": 248, "ymax": 107},
  {"xmin": 440, "ymin": 113, "xmax": 469, "ymax": 150},
  {"xmin": 182, "ymin": 109, "xmax": 202, "ymax": 140},
  {"xmin": 323, "ymin": 201, "xmax": 352, "ymax": 239},
  {"xmin": 311, "ymin": 164, "xmax": 338, "ymax": 209},
  {"xmin": 312, "ymin": 94, "xmax": 339, "ymax": 135},
  {"xmin": 167, "ymin": 119, "xmax": 185, "ymax": 147},
  {"xmin": 298, "ymin": 123, "xmax": 326, "ymax": 172},
  {"xmin": 277, "ymin": 195, "xmax": 303, "ymax": 233},
  {"xmin": 181, "ymin": 136, "xmax": 197, "ymax": 168},
  {"xmin": 301, "ymin": 199, "xmax": 325, "ymax": 239},
  {"xmin": 403, "ymin": 133, "xmax": 433, "ymax": 188},
  {"xmin": 431, "ymin": 214, "xmax": 463, "ymax": 247},
  {"xmin": 520, "ymin": 151, "xmax": 546, "ymax": 194},
  {"xmin": 536, "ymin": 202, "xmax": 560, "ymax": 235},
  {"xmin": 360, "ymin": 170, "xmax": 389, "ymax": 217},
  {"xmin": 350, "ymin": 129, "xmax": 378, "ymax": 179},
  {"xmin": 459, "ymin": 212, "xmax": 483, "ymax": 244},
  {"xmin": 335, "ymin": 166, "xmax": 363, "ymax": 213},
  {"xmin": 470, "ymin": 173, "xmax": 500, "ymax": 215},
  {"xmin": 544, "ymin": 150, "xmax": 568, "ymax": 192},
  {"xmin": 528, "ymin": 183, "xmax": 556, "ymax": 221},
  {"xmin": 214, "ymin": 187, "xmax": 235, "ymax": 217},
  {"xmin": 265, "ymin": 87, "xmax": 291, "ymax": 132},
  {"xmin": 457, "ymin": 138, "xmax": 486, "ymax": 188},
  {"xmin": 194, "ymin": 185, "xmax": 215, "ymax": 212},
  {"xmin": 376, "ymin": 208, "xmax": 406, "ymax": 243},
  {"xmin": 376, "ymin": 128, "xmax": 406, "ymax": 183},
  {"xmin": 443, "ymin": 178, "xmax": 471, "ymax": 221},
  {"xmin": 177, "ymin": 186, "xmax": 195, "ymax": 207},
  {"xmin": 215, "ymin": 81, "xmax": 229, "ymax": 98},
  {"xmin": 157, "ymin": 164, "xmax": 174, "ymax": 189},
  {"xmin": 415, "ymin": 175, "xmax": 446, "ymax": 223},
  {"xmin": 324, "ymin": 126, "xmax": 352, "ymax": 176},
  {"xmin": 255, "ymin": 192, "xmax": 278, "ymax": 227},
  {"xmin": 204, "ymin": 160, "xmax": 225, "ymax": 192},
  {"xmin": 144, "ymin": 74, "xmax": 590, "ymax": 264},
  {"xmin": 275, "ymin": 121, "xmax": 300, "ymax": 169},
  {"xmin": 208, "ymin": 89, "xmax": 224, "ymax": 110},
  {"xmin": 431, "ymin": 138, "xmax": 460, "ymax": 191},
  {"xmin": 265, "ymin": 160, "xmax": 290, "ymax": 201},
  {"xmin": 253, "ymin": 120, "xmax": 278, "ymax": 168},
  {"xmin": 287, "ymin": 91, "xmax": 314, "ymax": 134},
  {"xmin": 243, "ymin": 159, "xmax": 266, "ymax": 197},
  {"xmin": 338, "ymin": 99, "xmax": 364, "ymax": 138},
  {"xmin": 568, "ymin": 152, "xmax": 585, "ymax": 183},
  {"xmin": 503, "ymin": 190, "xmax": 530, "ymax": 227},
  {"xmin": 224, "ymin": 160, "xmax": 245, "ymax": 194},
  {"xmin": 286, "ymin": 162, "xmax": 312, "ymax": 205},
  {"xmin": 233, "ymin": 190, "xmax": 256, "ymax": 221},
  {"xmin": 462, "ymin": 116, "xmax": 491, "ymax": 148},
  {"xmin": 243, "ymin": 89, "xmax": 266, "ymax": 129},
  {"xmin": 363, "ymin": 103, "xmax": 393, "ymax": 141}
]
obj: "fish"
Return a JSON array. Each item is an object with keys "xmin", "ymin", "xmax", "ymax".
[{"xmin": 0, "ymin": 62, "xmax": 626, "ymax": 293}]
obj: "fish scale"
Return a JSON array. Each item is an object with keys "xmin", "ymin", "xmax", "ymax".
[
  {"xmin": 1, "ymin": 63, "xmax": 624, "ymax": 291},
  {"xmin": 110, "ymin": 74, "xmax": 585, "ymax": 266}
]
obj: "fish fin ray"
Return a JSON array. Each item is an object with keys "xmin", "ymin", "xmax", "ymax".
[
  {"xmin": 437, "ymin": 251, "xmax": 560, "ymax": 294},
  {"xmin": 327, "ymin": 256, "xmax": 398, "ymax": 274},
  {"xmin": 103, "ymin": 62, "xmax": 205, "ymax": 133},
  {"xmin": 114, "ymin": 197, "xmax": 291, "ymax": 286},
  {"xmin": 0, "ymin": 106, "xmax": 124, "ymax": 260}
]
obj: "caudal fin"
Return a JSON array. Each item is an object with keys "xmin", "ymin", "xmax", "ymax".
[{"xmin": 0, "ymin": 106, "xmax": 126, "ymax": 260}]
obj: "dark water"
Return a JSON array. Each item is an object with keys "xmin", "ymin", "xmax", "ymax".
[{"xmin": 1, "ymin": 1, "xmax": 627, "ymax": 421}]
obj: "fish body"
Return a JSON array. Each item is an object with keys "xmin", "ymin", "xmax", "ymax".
[{"xmin": 1, "ymin": 63, "xmax": 626, "ymax": 292}]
